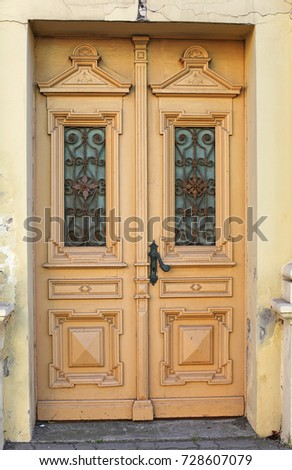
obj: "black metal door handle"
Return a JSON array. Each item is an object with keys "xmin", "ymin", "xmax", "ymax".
[{"xmin": 148, "ymin": 240, "xmax": 170, "ymax": 286}]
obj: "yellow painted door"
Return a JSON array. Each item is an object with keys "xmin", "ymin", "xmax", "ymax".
[
  {"xmin": 147, "ymin": 39, "xmax": 245, "ymax": 417},
  {"xmin": 35, "ymin": 37, "xmax": 245, "ymax": 420},
  {"xmin": 35, "ymin": 38, "xmax": 137, "ymax": 420}
]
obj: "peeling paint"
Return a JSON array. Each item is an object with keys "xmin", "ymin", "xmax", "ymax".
[
  {"xmin": 0, "ymin": 217, "xmax": 13, "ymax": 234},
  {"xmin": 3, "ymin": 356, "xmax": 9, "ymax": 377},
  {"xmin": 0, "ymin": 245, "xmax": 17, "ymax": 303},
  {"xmin": 247, "ymin": 317, "xmax": 251, "ymax": 342},
  {"xmin": 0, "ymin": 254, "xmax": 7, "ymax": 265},
  {"xmin": 258, "ymin": 308, "xmax": 276, "ymax": 344},
  {"xmin": 137, "ymin": 0, "xmax": 147, "ymax": 21}
]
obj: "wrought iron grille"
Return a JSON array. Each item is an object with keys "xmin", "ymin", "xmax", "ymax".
[
  {"xmin": 175, "ymin": 127, "xmax": 215, "ymax": 245},
  {"xmin": 64, "ymin": 127, "xmax": 106, "ymax": 246}
]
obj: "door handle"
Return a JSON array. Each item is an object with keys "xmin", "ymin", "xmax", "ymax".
[{"xmin": 148, "ymin": 240, "xmax": 171, "ymax": 286}]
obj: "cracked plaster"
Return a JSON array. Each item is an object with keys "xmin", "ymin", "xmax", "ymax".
[
  {"xmin": 147, "ymin": 0, "xmax": 291, "ymax": 23},
  {"xmin": 0, "ymin": 0, "xmax": 291, "ymax": 23}
]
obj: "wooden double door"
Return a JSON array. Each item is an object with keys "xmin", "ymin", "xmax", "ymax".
[{"xmin": 35, "ymin": 36, "xmax": 245, "ymax": 420}]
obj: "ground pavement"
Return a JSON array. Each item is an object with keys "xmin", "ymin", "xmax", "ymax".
[{"xmin": 4, "ymin": 418, "xmax": 291, "ymax": 450}]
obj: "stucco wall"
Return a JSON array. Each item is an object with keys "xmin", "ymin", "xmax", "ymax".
[
  {"xmin": 245, "ymin": 13, "xmax": 292, "ymax": 436},
  {"xmin": 0, "ymin": 0, "xmax": 291, "ymax": 23},
  {"xmin": 0, "ymin": 22, "xmax": 35, "ymax": 441},
  {"xmin": 0, "ymin": 0, "xmax": 291, "ymax": 441}
]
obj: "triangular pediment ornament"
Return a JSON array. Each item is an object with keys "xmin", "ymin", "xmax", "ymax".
[
  {"xmin": 151, "ymin": 46, "xmax": 241, "ymax": 97},
  {"xmin": 38, "ymin": 44, "xmax": 131, "ymax": 96}
]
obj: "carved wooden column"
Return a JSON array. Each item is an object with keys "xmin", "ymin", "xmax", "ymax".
[{"xmin": 132, "ymin": 36, "xmax": 153, "ymax": 420}]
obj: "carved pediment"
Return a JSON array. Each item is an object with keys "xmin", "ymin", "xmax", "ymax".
[
  {"xmin": 38, "ymin": 44, "xmax": 131, "ymax": 96},
  {"xmin": 151, "ymin": 46, "xmax": 241, "ymax": 97}
]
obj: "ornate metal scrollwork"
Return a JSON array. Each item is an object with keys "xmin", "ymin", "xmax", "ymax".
[
  {"xmin": 175, "ymin": 127, "xmax": 215, "ymax": 246},
  {"xmin": 64, "ymin": 127, "xmax": 106, "ymax": 246}
]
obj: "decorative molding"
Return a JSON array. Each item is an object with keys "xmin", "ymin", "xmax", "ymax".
[
  {"xmin": 179, "ymin": 325, "xmax": 214, "ymax": 365},
  {"xmin": 72, "ymin": 44, "xmax": 99, "ymax": 57},
  {"xmin": 132, "ymin": 37, "xmax": 152, "ymax": 417},
  {"xmin": 38, "ymin": 43, "xmax": 131, "ymax": 96},
  {"xmin": 38, "ymin": 399, "xmax": 134, "ymax": 421},
  {"xmin": 160, "ymin": 277, "xmax": 232, "ymax": 298},
  {"xmin": 282, "ymin": 261, "xmax": 292, "ymax": 281},
  {"xmin": 49, "ymin": 309, "xmax": 123, "ymax": 388},
  {"xmin": 183, "ymin": 46, "xmax": 209, "ymax": 59},
  {"xmin": 44, "ymin": 110, "xmax": 125, "ymax": 268},
  {"xmin": 68, "ymin": 327, "xmax": 104, "ymax": 367},
  {"xmin": 49, "ymin": 278, "xmax": 122, "ymax": 299},
  {"xmin": 152, "ymin": 396, "xmax": 244, "ymax": 418},
  {"xmin": 160, "ymin": 110, "xmax": 234, "ymax": 266},
  {"xmin": 151, "ymin": 46, "xmax": 241, "ymax": 97},
  {"xmin": 161, "ymin": 307, "xmax": 233, "ymax": 385},
  {"xmin": 271, "ymin": 296, "xmax": 292, "ymax": 442},
  {"xmin": 271, "ymin": 298, "xmax": 292, "ymax": 319}
]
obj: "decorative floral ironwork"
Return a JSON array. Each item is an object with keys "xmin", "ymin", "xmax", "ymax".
[
  {"xmin": 175, "ymin": 127, "xmax": 215, "ymax": 245},
  {"xmin": 64, "ymin": 127, "xmax": 106, "ymax": 246},
  {"xmin": 71, "ymin": 175, "xmax": 105, "ymax": 201}
]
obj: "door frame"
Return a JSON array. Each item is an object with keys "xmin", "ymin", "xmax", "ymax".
[
  {"xmin": 7, "ymin": 19, "xmax": 271, "ymax": 441},
  {"xmin": 34, "ymin": 32, "xmax": 246, "ymax": 421}
]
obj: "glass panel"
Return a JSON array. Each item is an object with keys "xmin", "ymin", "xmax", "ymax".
[
  {"xmin": 64, "ymin": 127, "xmax": 106, "ymax": 246},
  {"xmin": 175, "ymin": 127, "xmax": 215, "ymax": 246}
]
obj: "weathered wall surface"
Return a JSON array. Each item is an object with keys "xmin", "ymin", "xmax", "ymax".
[
  {"xmin": 0, "ymin": 20, "xmax": 35, "ymax": 441},
  {"xmin": 0, "ymin": 0, "xmax": 291, "ymax": 22},
  {"xmin": 0, "ymin": 0, "xmax": 291, "ymax": 441},
  {"xmin": 245, "ymin": 12, "xmax": 292, "ymax": 436}
]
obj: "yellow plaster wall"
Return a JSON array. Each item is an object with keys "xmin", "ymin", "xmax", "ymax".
[
  {"xmin": 248, "ymin": 14, "xmax": 292, "ymax": 436},
  {"xmin": 0, "ymin": 22, "xmax": 35, "ymax": 442},
  {"xmin": 245, "ymin": 28, "xmax": 258, "ymax": 433},
  {"xmin": 0, "ymin": 0, "xmax": 291, "ymax": 441},
  {"xmin": 255, "ymin": 16, "xmax": 292, "ymax": 300}
]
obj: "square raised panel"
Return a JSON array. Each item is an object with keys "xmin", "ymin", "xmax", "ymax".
[
  {"xmin": 161, "ymin": 307, "xmax": 232, "ymax": 385},
  {"xmin": 49, "ymin": 309, "xmax": 123, "ymax": 387},
  {"xmin": 69, "ymin": 327, "xmax": 104, "ymax": 367},
  {"xmin": 179, "ymin": 326, "xmax": 213, "ymax": 365}
]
